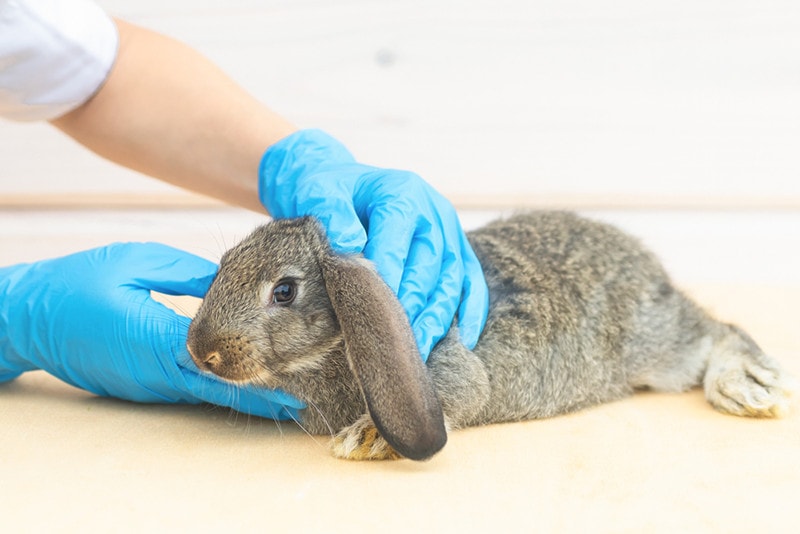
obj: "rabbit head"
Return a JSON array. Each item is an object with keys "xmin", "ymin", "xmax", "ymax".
[{"xmin": 186, "ymin": 217, "xmax": 446, "ymax": 460}]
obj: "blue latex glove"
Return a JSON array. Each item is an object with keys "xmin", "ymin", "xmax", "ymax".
[
  {"xmin": 0, "ymin": 242, "xmax": 304, "ymax": 420},
  {"xmin": 260, "ymin": 129, "xmax": 489, "ymax": 358}
]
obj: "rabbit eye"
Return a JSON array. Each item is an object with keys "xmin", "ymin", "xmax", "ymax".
[{"xmin": 272, "ymin": 280, "xmax": 296, "ymax": 305}]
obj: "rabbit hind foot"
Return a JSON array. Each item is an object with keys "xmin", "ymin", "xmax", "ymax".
[
  {"xmin": 330, "ymin": 415, "xmax": 402, "ymax": 461},
  {"xmin": 704, "ymin": 349, "xmax": 795, "ymax": 418}
]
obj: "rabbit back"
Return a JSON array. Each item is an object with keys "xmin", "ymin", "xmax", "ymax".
[{"xmin": 430, "ymin": 211, "xmax": 717, "ymax": 427}]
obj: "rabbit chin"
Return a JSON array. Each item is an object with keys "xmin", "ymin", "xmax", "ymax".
[
  {"xmin": 212, "ymin": 364, "xmax": 282, "ymax": 390},
  {"xmin": 220, "ymin": 352, "xmax": 327, "ymax": 389}
]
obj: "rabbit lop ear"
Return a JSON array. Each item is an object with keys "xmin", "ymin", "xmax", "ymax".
[{"xmin": 320, "ymin": 255, "xmax": 447, "ymax": 461}]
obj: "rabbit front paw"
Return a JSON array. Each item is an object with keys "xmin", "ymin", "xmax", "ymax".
[
  {"xmin": 704, "ymin": 353, "xmax": 795, "ymax": 418},
  {"xmin": 331, "ymin": 415, "xmax": 402, "ymax": 461}
]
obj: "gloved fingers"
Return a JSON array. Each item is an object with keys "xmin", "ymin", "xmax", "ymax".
[
  {"xmin": 179, "ymin": 369, "xmax": 304, "ymax": 420},
  {"xmin": 307, "ymin": 202, "xmax": 367, "ymax": 255},
  {"xmin": 425, "ymin": 192, "xmax": 489, "ymax": 350},
  {"xmin": 105, "ymin": 297, "xmax": 202, "ymax": 403},
  {"xmin": 358, "ymin": 197, "xmax": 452, "ymax": 358},
  {"xmin": 395, "ymin": 229, "xmax": 441, "ymax": 327},
  {"xmin": 361, "ymin": 202, "xmax": 418, "ymax": 294},
  {"xmin": 455, "ymin": 238, "xmax": 490, "ymax": 350},
  {"xmin": 122, "ymin": 243, "xmax": 218, "ymax": 298},
  {"xmin": 403, "ymin": 208, "xmax": 463, "ymax": 358},
  {"xmin": 294, "ymin": 170, "xmax": 369, "ymax": 254},
  {"xmin": 0, "ymin": 370, "xmax": 24, "ymax": 382},
  {"xmin": 409, "ymin": 241, "xmax": 462, "ymax": 358},
  {"xmin": 404, "ymin": 197, "xmax": 479, "ymax": 356}
]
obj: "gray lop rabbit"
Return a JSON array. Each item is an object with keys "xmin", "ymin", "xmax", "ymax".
[{"xmin": 187, "ymin": 212, "xmax": 793, "ymax": 461}]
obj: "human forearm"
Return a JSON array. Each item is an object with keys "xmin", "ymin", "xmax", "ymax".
[{"xmin": 51, "ymin": 19, "xmax": 296, "ymax": 212}]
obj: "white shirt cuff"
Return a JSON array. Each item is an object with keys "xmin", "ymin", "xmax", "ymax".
[{"xmin": 0, "ymin": 0, "xmax": 119, "ymax": 121}]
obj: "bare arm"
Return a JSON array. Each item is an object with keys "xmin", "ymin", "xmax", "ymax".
[{"xmin": 50, "ymin": 19, "xmax": 296, "ymax": 213}]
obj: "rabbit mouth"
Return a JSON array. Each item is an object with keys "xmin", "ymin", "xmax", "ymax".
[{"xmin": 186, "ymin": 341, "xmax": 274, "ymax": 385}]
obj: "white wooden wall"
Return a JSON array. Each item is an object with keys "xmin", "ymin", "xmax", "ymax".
[{"xmin": 1, "ymin": 0, "xmax": 799, "ymax": 208}]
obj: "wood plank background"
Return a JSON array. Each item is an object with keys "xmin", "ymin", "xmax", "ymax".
[{"xmin": 1, "ymin": 0, "xmax": 799, "ymax": 209}]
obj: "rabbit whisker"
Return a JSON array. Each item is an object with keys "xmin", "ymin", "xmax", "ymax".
[{"xmin": 280, "ymin": 401, "xmax": 330, "ymax": 451}]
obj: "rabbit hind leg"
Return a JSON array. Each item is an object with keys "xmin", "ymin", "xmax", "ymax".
[
  {"xmin": 703, "ymin": 324, "xmax": 795, "ymax": 418},
  {"xmin": 627, "ymin": 332, "xmax": 712, "ymax": 394}
]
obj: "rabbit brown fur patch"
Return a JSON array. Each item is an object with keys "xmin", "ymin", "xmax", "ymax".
[{"xmin": 187, "ymin": 212, "xmax": 793, "ymax": 461}]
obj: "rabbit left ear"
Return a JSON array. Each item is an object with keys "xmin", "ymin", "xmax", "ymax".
[{"xmin": 320, "ymin": 254, "xmax": 447, "ymax": 461}]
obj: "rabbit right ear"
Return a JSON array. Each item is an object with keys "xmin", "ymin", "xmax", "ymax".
[{"xmin": 320, "ymin": 254, "xmax": 447, "ymax": 461}]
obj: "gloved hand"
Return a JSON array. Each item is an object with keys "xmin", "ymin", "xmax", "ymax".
[
  {"xmin": 260, "ymin": 129, "xmax": 489, "ymax": 358},
  {"xmin": 0, "ymin": 242, "xmax": 304, "ymax": 419}
]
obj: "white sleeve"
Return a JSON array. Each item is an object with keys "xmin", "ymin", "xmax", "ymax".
[{"xmin": 0, "ymin": 0, "xmax": 118, "ymax": 121}]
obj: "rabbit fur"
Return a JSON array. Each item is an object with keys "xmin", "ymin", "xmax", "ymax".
[{"xmin": 187, "ymin": 211, "xmax": 793, "ymax": 461}]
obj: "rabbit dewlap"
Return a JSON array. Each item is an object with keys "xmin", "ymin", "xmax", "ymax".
[{"xmin": 187, "ymin": 212, "xmax": 792, "ymax": 461}]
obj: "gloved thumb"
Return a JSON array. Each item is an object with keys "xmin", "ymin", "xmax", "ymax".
[
  {"xmin": 123, "ymin": 243, "xmax": 218, "ymax": 298},
  {"xmin": 301, "ymin": 193, "xmax": 368, "ymax": 255}
]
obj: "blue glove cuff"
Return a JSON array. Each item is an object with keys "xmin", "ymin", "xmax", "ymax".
[
  {"xmin": 0, "ymin": 263, "xmax": 36, "ymax": 380},
  {"xmin": 258, "ymin": 129, "xmax": 356, "ymax": 217},
  {"xmin": 0, "ymin": 370, "xmax": 23, "ymax": 382}
]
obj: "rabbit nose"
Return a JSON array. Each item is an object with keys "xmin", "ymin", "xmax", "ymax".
[
  {"xmin": 186, "ymin": 342, "xmax": 221, "ymax": 372},
  {"xmin": 201, "ymin": 351, "xmax": 222, "ymax": 368}
]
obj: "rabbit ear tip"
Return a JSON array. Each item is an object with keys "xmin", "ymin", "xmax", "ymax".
[
  {"xmin": 373, "ymin": 408, "xmax": 447, "ymax": 461},
  {"xmin": 398, "ymin": 429, "xmax": 448, "ymax": 461}
]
